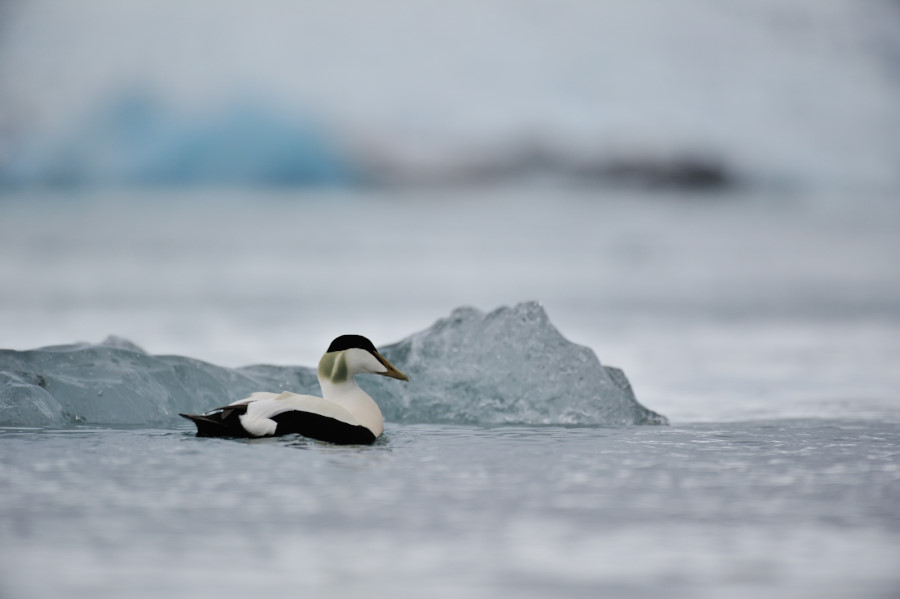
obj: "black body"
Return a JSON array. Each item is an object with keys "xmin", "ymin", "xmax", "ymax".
[{"xmin": 179, "ymin": 404, "xmax": 377, "ymax": 445}]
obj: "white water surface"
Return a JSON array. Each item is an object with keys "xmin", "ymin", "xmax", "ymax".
[{"xmin": 1, "ymin": 422, "xmax": 899, "ymax": 599}]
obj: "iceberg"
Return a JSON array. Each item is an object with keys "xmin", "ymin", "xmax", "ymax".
[
  {"xmin": 0, "ymin": 303, "xmax": 666, "ymax": 428},
  {"xmin": 0, "ymin": 93, "xmax": 354, "ymax": 188},
  {"xmin": 367, "ymin": 302, "xmax": 665, "ymax": 425}
]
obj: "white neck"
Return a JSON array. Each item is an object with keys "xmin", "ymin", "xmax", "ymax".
[{"xmin": 318, "ymin": 374, "xmax": 384, "ymax": 437}]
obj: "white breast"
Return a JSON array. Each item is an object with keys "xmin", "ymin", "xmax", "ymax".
[{"xmin": 233, "ymin": 391, "xmax": 379, "ymax": 437}]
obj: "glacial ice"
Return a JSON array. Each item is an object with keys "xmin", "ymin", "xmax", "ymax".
[
  {"xmin": 0, "ymin": 94, "xmax": 353, "ymax": 188},
  {"xmin": 368, "ymin": 302, "xmax": 666, "ymax": 425},
  {"xmin": 0, "ymin": 302, "xmax": 666, "ymax": 428}
]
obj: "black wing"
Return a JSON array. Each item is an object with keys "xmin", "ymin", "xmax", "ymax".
[
  {"xmin": 181, "ymin": 404, "xmax": 377, "ymax": 444},
  {"xmin": 179, "ymin": 404, "xmax": 251, "ymax": 438},
  {"xmin": 271, "ymin": 410, "xmax": 378, "ymax": 445}
]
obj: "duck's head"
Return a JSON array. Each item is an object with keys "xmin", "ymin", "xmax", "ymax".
[{"xmin": 317, "ymin": 334, "xmax": 409, "ymax": 384}]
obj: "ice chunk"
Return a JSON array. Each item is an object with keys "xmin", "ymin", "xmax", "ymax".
[
  {"xmin": 367, "ymin": 302, "xmax": 666, "ymax": 425},
  {"xmin": 98, "ymin": 335, "xmax": 147, "ymax": 354},
  {"xmin": 0, "ymin": 303, "xmax": 666, "ymax": 428},
  {"xmin": 0, "ymin": 345, "xmax": 309, "ymax": 427},
  {"xmin": 0, "ymin": 94, "xmax": 354, "ymax": 188}
]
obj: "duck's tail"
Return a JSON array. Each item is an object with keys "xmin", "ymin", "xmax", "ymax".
[{"xmin": 180, "ymin": 405, "xmax": 250, "ymax": 437}]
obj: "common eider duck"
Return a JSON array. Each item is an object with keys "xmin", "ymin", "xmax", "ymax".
[{"xmin": 180, "ymin": 335, "xmax": 407, "ymax": 444}]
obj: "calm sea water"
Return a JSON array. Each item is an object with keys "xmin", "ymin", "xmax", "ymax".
[
  {"xmin": 1, "ymin": 187, "xmax": 899, "ymax": 597},
  {"xmin": 1, "ymin": 421, "xmax": 899, "ymax": 599}
]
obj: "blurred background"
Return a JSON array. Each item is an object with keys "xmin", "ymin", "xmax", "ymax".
[{"xmin": 1, "ymin": 0, "xmax": 900, "ymax": 421}]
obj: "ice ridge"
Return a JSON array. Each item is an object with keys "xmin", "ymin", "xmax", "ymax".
[{"xmin": 0, "ymin": 303, "xmax": 667, "ymax": 428}]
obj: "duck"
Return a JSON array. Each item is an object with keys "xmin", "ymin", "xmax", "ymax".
[{"xmin": 179, "ymin": 335, "xmax": 408, "ymax": 444}]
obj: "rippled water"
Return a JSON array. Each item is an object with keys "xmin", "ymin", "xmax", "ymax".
[
  {"xmin": 2, "ymin": 421, "xmax": 899, "ymax": 599},
  {"xmin": 1, "ymin": 185, "xmax": 899, "ymax": 597}
]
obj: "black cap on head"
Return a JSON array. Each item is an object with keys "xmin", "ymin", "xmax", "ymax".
[{"xmin": 326, "ymin": 335, "xmax": 378, "ymax": 354}]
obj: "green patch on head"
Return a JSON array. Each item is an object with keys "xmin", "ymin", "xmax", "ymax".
[{"xmin": 318, "ymin": 351, "xmax": 349, "ymax": 383}]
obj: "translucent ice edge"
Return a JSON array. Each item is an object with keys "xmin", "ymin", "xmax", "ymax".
[{"xmin": 0, "ymin": 302, "xmax": 667, "ymax": 428}]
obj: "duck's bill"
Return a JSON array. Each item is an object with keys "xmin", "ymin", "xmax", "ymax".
[{"xmin": 374, "ymin": 351, "xmax": 409, "ymax": 381}]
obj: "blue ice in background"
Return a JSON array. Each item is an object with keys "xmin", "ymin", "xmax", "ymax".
[
  {"xmin": 0, "ymin": 93, "xmax": 354, "ymax": 187},
  {"xmin": 1, "ymin": 0, "xmax": 900, "ymax": 191}
]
